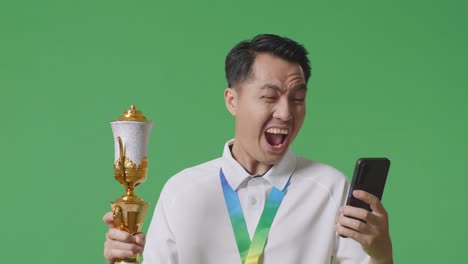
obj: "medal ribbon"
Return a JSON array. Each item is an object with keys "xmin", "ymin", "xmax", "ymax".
[{"xmin": 220, "ymin": 169, "xmax": 290, "ymax": 264}]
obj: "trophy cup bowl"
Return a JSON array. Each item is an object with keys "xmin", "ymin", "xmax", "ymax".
[{"xmin": 111, "ymin": 105, "xmax": 153, "ymax": 264}]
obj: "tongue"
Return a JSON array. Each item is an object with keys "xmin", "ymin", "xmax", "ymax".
[{"xmin": 266, "ymin": 133, "xmax": 283, "ymax": 146}]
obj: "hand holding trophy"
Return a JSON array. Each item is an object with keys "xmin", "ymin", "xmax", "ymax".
[{"xmin": 107, "ymin": 105, "xmax": 154, "ymax": 264}]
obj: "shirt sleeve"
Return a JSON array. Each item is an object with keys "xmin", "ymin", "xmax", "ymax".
[
  {"xmin": 142, "ymin": 186, "xmax": 178, "ymax": 264},
  {"xmin": 332, "ymin": 234, "xmax": 370, "ymax": 264}
]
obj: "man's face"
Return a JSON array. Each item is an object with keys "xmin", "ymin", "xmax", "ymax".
[{"xmin": 225, "ymin": 53, "xmax": 307, "ymax": 170}]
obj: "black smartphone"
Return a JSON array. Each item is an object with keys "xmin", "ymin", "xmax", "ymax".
[{"xmin": 346, "ymin": 158, "xmax": 391, "ymax": 212}]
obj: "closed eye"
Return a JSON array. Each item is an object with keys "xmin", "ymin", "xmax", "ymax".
[
  {"xmin": 261, "ymin": 96, "xmax": 278, "ymax": 100},
  {"xmin": 291, "ymin": 98, "xmax": 305, "ymax": 102}
]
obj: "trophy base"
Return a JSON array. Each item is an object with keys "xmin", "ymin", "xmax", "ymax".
[
  {"xmin": 115, "ymin": 260, "xmax": 139, "ymax": 264},
  {"xmin": 111, "ymin": 199, "xmax": 148, "ymax": 264},
  {"xmin": 111, "ymin": 201, "xmax": 149, "ymax": 234}
]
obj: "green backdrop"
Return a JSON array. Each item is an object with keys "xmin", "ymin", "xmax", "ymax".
[{"xmin": 1, "ymin": 0, "xmax": 466, "ymax": 262}]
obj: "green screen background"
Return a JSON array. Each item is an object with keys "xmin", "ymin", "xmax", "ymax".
[{"xmin": 1, "ymin": 0, "xmax": 466, "ymax": 262}]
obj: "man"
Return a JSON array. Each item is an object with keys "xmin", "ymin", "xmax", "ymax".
[{"xmin": 103, "ymin": 34, "xmax": 393, "ymax": 263}]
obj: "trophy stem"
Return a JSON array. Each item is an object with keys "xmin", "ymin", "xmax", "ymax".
[{"xmin": 126, "ymin": 188, "xmax": 135, "ymax": 198}]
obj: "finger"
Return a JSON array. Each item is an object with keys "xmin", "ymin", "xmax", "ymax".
[
  {"xmin": 340, "ymin": 206, "xmax": 375, "ymax": 223},
  {"xmin": 134, "ymin": 233, "xmax": 146, "ymax": 247},
  {"xmin": 337, "ymin": 215, "xmax": 370, "ymax": 233},
  {"xmin": 103, "ymin": 212, "xmax": 115, "ymax": 228},
  {"xmin": 353, "ymin": 190, "xmax": 385, "ymax": 213},
  {"xmin": 105, "ymin": 239, "xmax": 143, "ymax": 254},
  {"xmin": 104, "ymin": 248, "xmax": 134, "ymax": 260},
  {"xmin": 335, "ymin": 224, "xmax": 366, "ymax": 245},
  {"xmin": 107, "ymin": 228, "xmax": 136, "ymax": 243}
]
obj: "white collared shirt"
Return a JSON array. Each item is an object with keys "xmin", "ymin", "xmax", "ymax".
[{"xmin": 143, "ymin": 140, "xmax": 369, "ymax": 263}]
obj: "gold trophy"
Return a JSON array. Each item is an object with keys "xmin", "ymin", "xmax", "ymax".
[{"xmin": 111, "ymin": 105, "xmax": 154, "ymax": 264}]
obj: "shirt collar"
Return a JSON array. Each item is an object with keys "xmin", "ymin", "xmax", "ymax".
[{"xmin": 221, "ymin": 139, "xmax": 296, "ymax": 191}]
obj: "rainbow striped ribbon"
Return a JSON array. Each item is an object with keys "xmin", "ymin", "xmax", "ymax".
[{"xmin": 220, "ymin": 169, "xmax": 290, "ymax": 264}]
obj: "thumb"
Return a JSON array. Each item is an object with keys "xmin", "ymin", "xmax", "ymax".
[
  {"xmin": 103, "ymin": 211, "xmax": 115, "ymax": 228},
  {"xmin": 134, "ymin": 232, "xmax": 146, "ymax": 246}
]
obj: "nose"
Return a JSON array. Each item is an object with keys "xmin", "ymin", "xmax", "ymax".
[{"xmin": 273, "ymin": 97, "xmax": 292, "ymax": 121}]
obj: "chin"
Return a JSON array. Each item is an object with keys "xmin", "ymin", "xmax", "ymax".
[{"xmin": 262, "ymin": 151, "xmax": 287, "ymax": 165}]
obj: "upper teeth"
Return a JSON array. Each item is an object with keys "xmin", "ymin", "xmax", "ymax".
[{"xmin": 266, "ymin": 128, "xmax": 289, "ymax": 135}]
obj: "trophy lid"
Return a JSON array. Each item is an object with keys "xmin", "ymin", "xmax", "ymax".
[{"xmin": 117, "ymin": 105, "xmax": 149, "ymax": 122}]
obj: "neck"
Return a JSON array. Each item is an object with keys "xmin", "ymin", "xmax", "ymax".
[{"xmin": 231, "ymin": 142, "xmax": 272, "ymax": 175}]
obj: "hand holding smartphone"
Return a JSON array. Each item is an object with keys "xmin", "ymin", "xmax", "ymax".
[{"xmin": 340, "ymin": 158, "xmax": 390, "ymax": 238}]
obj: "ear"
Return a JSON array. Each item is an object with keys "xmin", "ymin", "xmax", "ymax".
[{"xmin": 224, "ymin": 87, "xmax": 239, "ymax": 116}]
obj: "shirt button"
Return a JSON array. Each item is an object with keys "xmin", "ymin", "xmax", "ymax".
[
  {"xmin": 251, "ymin": 176, "xmax": 261, "ymax": 182},
  {"xmin": 250, "ymin": 197, "xmax": 257, "ymax": 205}
]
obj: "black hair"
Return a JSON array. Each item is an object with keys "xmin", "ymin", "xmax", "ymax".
[{"xmin": 225, "ymin": 34, "xmax": 311, "ymax": 87}]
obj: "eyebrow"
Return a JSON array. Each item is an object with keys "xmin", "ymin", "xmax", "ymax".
[{"xmin": 260, "ymin": 83, "xmax": 307, "ymax": 92}]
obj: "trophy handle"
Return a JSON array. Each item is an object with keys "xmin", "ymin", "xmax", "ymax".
[
  {"xmin": 112, "ymin": 204, "xmax": 126, "ymax": 231},
  {"xmin": 117, "ymin": 136, "xmax": 128, "ymax": 187}
]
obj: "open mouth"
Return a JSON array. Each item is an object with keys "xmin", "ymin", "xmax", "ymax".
[{"xmin": 265, "ymin": 128, "xmax": 289, "ymax": 147}]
